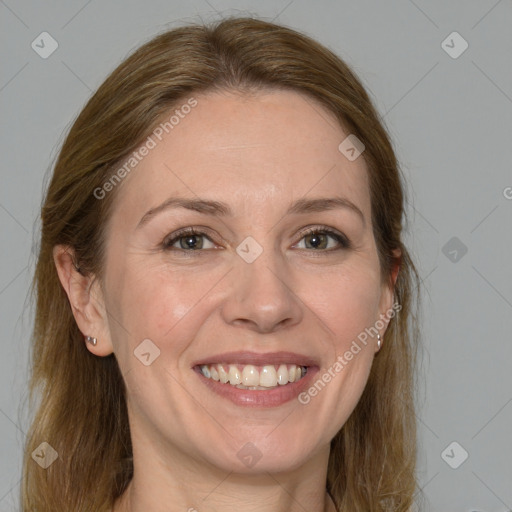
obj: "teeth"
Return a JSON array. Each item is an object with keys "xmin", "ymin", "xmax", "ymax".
[
  {"xmin": 217, "ymin": 364, "xmax": 229, "ymax": 383},
  {"xmin": 210, "ymin": 366, "xmax": 219, "ymax": 381},
  {"xmin": 199, "ymin": 363, "xmax": 307, "ymax": 389},
  {"xmin": 228, "ymin": 365, "xmax": 241, "ymax": 385},
  {"xmin": 242, "ymin": 365, "xmax": 259, "ymax": 386},
  {"xmin": 260, "ymin": 365, "xmax": 277, "ymax": 387},
  {"xmin": 276, "ymin": 364, "xmax": 288, "ymax": 385}
]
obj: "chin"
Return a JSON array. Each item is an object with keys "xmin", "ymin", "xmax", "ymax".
[{"xmin": 199, "ymin": 435, "xmax": 320, "ymax": 475}]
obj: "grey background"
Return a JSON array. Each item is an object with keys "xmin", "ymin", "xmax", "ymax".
[{"xmin": 1, "ymin": 1, "xmax": 511, "ymax": 510}]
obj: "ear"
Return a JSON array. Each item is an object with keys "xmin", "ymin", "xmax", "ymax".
[
  {"xmin": 53, "ymin": 245, "xmax": 114, "ymax": 356},
  {"xmin": 377, "ymin": 248, "xmax": 401, "ymax": 346}
]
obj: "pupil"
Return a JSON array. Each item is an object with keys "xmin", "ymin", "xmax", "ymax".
[
  {"xmin": 308, "ymin": 233, "xmax": 325, "ymax": 249},
  {"xmin": 183, "ymin": 235, "xmax": 200, "ymax": 249}
]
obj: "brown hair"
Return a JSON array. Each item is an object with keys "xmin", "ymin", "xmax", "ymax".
[{"xmin": 22, "ymin": 16, "xmax": 422, "ymax": 511}]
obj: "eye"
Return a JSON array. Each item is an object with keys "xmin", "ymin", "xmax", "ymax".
[
  {"xmin": 162, "ymin": 228, "xmax": 217, "ymax": 251},
  {"xmin": 294, "ymin": 227, "xmax": 350, "ymax": 251},
  {"xmin": 162, "ymin": 226, "xmax": 350, "ymax": 253}
]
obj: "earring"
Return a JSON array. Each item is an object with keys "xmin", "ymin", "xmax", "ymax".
[
  {"xmin": 85, "ymin": 336, "xmax": 97, "ymax": 346},
  {"xmin": 377, "ymin": 333, "xmax": 382, "ymax": 350}
]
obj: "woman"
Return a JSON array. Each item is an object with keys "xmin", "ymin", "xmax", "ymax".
[{"xmin": 22, "ymin": 16, "xmax": 421, "ymax": 511}]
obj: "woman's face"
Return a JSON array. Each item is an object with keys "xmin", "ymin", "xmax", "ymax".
[{"xmin": 97, "ymin": 89, "xmax": 395, "ymax": 474}]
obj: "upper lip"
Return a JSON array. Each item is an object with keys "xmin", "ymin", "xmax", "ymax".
[{"xmin": 191, "ymin": 351, "xmax": 319, "ymax": 368}]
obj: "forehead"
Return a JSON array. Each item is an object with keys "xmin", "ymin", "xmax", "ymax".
[{"xmin": 109, "ymin": 89, "xmax": 370, "ymax": 224}]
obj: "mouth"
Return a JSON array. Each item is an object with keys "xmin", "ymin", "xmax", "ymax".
[
  {"xmin": 195, "ymin": 362, "xmax": 308, "ymax": 390},
  {"xmin": 191, "ymin": 351, "xmax": 319, "ymax": 407}
]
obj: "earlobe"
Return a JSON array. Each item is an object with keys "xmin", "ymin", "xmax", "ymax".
[{"xmin": 52, "ymin": 245, "xmax": 114, "ymax": 356}]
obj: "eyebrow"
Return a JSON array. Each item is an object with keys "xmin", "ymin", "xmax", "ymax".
[{"xmin": 137, "ymin": 196, "xmax": 365, "ymax": 229}]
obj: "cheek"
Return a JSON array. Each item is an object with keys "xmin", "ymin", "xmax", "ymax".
[
  {"xmin": 298, "ymin": 273, "xmax": 380, "ymax": 438},
  {"xmin": 304, "ymin": 265, "xmax": 382, "ymax": 349},
  {"xmin": 108, "ymin": 263, "xmax": 222, "ymax": 359}
]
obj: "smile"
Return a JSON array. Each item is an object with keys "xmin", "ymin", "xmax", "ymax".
[
  {"xmin": 197, "ymin": 363, "xmax": 308, "ymax": 389},
  {"xmin": 192, "ymin": 351, "xmax": 319, "ymax": 407}
]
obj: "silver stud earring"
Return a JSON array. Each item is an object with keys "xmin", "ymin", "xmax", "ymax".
[
  {"xmin": 85, "ymin": 336, "xmax": 97, "ymax": 346},
  {"xmin": 377, "ymin": 333, "xmax": 382, "ymax": 350}
]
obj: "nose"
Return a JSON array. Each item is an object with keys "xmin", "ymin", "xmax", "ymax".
[{"xmin": 220, "ymin": 247, "xmax": 304, "ymax": 334}]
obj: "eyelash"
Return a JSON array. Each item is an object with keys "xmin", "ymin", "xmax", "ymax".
[{"xmin": 161, "ymin": 225, "xmax": 351, "ymax": 253}]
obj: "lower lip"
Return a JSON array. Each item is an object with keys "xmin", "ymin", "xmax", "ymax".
[{"xmin": 194, "ymin": 367, "xmax": 319, "ymax": 408}]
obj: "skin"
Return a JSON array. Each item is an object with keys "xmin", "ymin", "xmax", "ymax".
[{"xmin": 54, "ymin": 89, "xmax": 399, "ymax": 512}]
